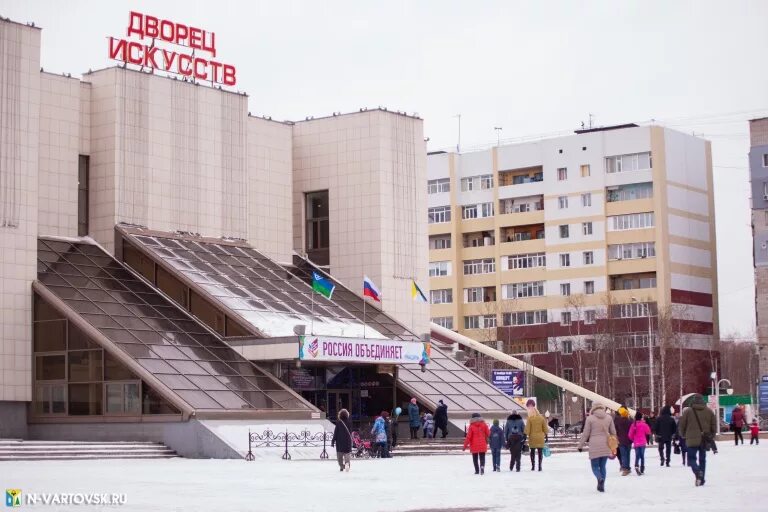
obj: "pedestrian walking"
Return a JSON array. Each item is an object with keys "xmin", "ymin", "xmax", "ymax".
[
  {"xmin": 408, "ymin": 398, "xmax": 420, "ymax": 439},
  {"xmin": 749, "ymin": 419, "xmax": 760, "ymax": 445},
  {"xmin": 524, "ymin": 399, "xmax": 548, "ymax": 472},
  {"xmin": 382, "ymin": 411, "xmax": 393, "ymax": 457},
  {"xmin": 390, "ymin": 406, "xmax": 402, "ymax": 449},
  {"xmin": 548, "ymin": 416, "xmax": 560, "ymax": 437},
  {"xmin": 489, "ymin": 419, "xmax": 505, "ymax": 472},
  {"xmin": 730, "ymin": 404, "xmax": 746, "ymax": 445},
  {"xmin": 434, "ymin": 399, "xmax": 449, "ymax": 438},
  {"xmin": 504, "ymin": 411, "xmax": 525, "ymax": 472},
  {"xmin": 614, "ymin": 406, "xmax": 633, "ymax": 476},
  {"xmin": 331, "ymin": 408, "xmax": 353, "ymax": 472},
  {"xmin": 647, "ymin": 413, "xmax": 657, "ymax": 445},
  {"xmin": 463, "ymin": 412, "xmax": 490, "ymax": 475},
  {"xmin": 578, "ymin": 402, "xmax": 617, "ymax": 493},
  {"xmin": 654, "ymin": 405, "xmax": 677, "ymax": 467},
  {"xmin": 628, "ymin": 411, "xmax": 651, "ymax": 475},
  {"xmin": 678, "ymin": 394, "xmax": 717, "ymax": 487},
  {"xmin": 371, "ymin": 415, "xmax": 389, "ymax": 458}
]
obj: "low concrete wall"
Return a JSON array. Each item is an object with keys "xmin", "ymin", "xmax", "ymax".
[
  {"xmin": 163, "ymin": 420, "xmax": 241, "ymax": 459},
  {"xmin": 0, "ymin": 401, "xmax": 28, "ymax": 439},
  {"xmin": 28, "ymin": 421, "xmax": 167, "ymax": 442}
]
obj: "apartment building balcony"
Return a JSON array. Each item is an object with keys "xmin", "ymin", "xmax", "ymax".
[
  {"xmin": 606, "ymin": 197, "xmax": 655, "ymax": 216},
  {"xmin": 610, "ymin": 272, "xmax": 657, "ymax": 292},
  {"xmin": 463, "ymin": 231, "xmax": 495, "ymax": 248},
  {"xmin": 607, "ymin": 257, "xmax": 656, "ymax": 275},
  {"xmin": 498, "ymin": 196, "xmax": 545, "ymax": 226},
  {"xmin": 498, "ymin": 166, "xmax": 545, "ymax": 198},
  {"xmin": 500, "ymin": 224, "xmax": 545, "ymax": 244}
]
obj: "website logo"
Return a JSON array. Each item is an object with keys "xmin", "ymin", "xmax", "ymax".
[{"xmin": 6, "ymin": 489, "xmax": 21, "ymax": 508}]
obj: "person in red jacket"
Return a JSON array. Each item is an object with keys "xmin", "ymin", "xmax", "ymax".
[
  {"xmin": 730, "ymin": 405, "xmax": 746, "ymax": 445},
  {"xmin": 749, "ymin": 419, "xmax": 760, "ymax": 445},
  {"xmin": 463, "ymin": 412, "xmax": 490, "ymax": 475}
]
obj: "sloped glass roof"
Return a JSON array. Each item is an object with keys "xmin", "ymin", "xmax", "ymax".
[{"xmin": 36, "ymin": 238, "xmax": 313, "ymax": 412}]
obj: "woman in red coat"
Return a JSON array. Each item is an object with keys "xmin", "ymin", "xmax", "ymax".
[
  {"xmin": 463, "ymin": 412, "xmax": 490, "ymax": 475},
  {"xmin": 731, "ymin": 405, "xmax": 746, "ymax": 445}
]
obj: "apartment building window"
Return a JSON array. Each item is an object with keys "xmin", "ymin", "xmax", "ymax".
[
  {"xmin": 462, "ymin": 202, "xmax": 494, "ymax": 219},
  {"xmin": 606, "ymin": 182, "xmax": 653, "ymax": 202},
  {"xmin": 306, "ymin": 190, "xmax": 330, "ymax": 266},
  {"xmin": 560, "ymin": 283, "xmax": 571, "ymax": 296},
  {"xmin": 763, "ymin": 154, "xmax": 768, "ymax": 167},
  {"xmin": 614, "ymin": 364, "xmax": 657, "ymax": 378},
  {"xmin": 616, "ymin": 333, "xmax": 655, "ymax": 348},
  {"xmin": 428, "ymin": 206, "xmax": 452, "ymax": 224},
  {"xmin": 429, "ymin": 261, "xmax": 451, "ymax": 277},
  {"xmin": 465, "ymin": 315, "xmax": 497, "ymax": 330},
  {"xmin": 582, "ymin": 222, "xmax": 593, "ymax": 235},
  {"xmin": 607, "ymin": 242, "xmax": 655, "ymax": 260},
  {"xmin": 563, "ymin": 368, "xmax": 574, "ymax": 382},
  {"xmin": 560, "ymin": 312, "xmax": 572, "ymax": 325},
  {"xmin": 464, "ymin": 316, "xmax": 480, "ymax": 329},
  {"xmin": 503, "ymin": 310, "xmax": 548, "ymax": 326},
  {"xmin": 562, "ymin": 340, "xmax": 573, "ymax": 355},
  {"xmin": 465, "ymin": 287, "xmax": 483, "ymax": 303},
  {"xmin": 559, "ymin": 225, "xmax": 569, "ymax": 239},
  {"xmin": 461, "ymin": 174, "xmax": 493, "ymax": 191},
  {"xmin": 581, "ymin": 193, "xmax": 592, "ymax": 207},
  {"xmin": 430, "ymin": 289, "xmax": 453, "ymax": 304},
  {"xmin": 581, "ymin": 164, "xmax": 591, "ymax": 177},
  {"xmin": 427, "ymin": 178, "xmax": 450, "ymax": 194},
  {"xmin": 78, "ymin": 155, "xmax": 90, "ymax": 236},
  {"xmin": 617, "ymin": 302, "xmax": 650, "ymax": 318},
  {"xmin": 482, "ymin": 315, "xmax": 497, "ymax": 328},
  {"xmin": 463, "ymin": 258, "xmax": 495, "ymax": 275},
  {"xmin": 503, "ymin": 281, "xmax": 545, "ymax": 299},
  {"xmin": 585, "ymin": 338, "xmax": 596, "ymax": 352},
  {"xmin": 764, "ymin": 211, "xmax": 768, "ymax": 226},
  {"xmin": 605, "ymin": 151, "xmax": 652, "ymax": 173},
  {"xmin": 557, "ymin": 168, "xmax": 568, "ymax": 181},
  {"xmin": 558, "ymin": 196, "xmax": 568, "ymax": 209},
  {"xmin": 506, "ymin": 252, "xmax": 546, "ymax": 269},
  {"xmin": 585, "ymin": 310, "xmax": 596, "ymax": 324},
  {"xmin": 764, "ymin": 182, "xmax": 768, "ymax": 199},
  {"xmin": 431, "ymin": 317, "xmax": 454, "ymax": 329},
  {"xmin": 585, "ymin": 368, "xmax": 597, "ymax": 382},
  {"xmin": 583, "ymin": 281, "xmax": 594, "ymax": 295},
  {"xmin": 608, "ymin": 212, "xmax": 654, "ymax": 231},
  {"xmin": 429, "ymin": 235, "xmax": 452, "ymax": 250},
  {"xmin": 560, "ymin": 253, "xmax": 570, "ymax": 267},
  {"xmin": 583, "ymin": 251, "xmax": 594, "ymax": 265}
]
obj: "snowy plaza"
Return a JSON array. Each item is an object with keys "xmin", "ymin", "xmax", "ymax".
[{"xmin": 3, "ymin": 443, "xmax": 765, "ymax": 511}]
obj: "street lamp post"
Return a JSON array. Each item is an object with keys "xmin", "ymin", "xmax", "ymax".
[
  {"xmin": 632, "ymin": 297, "xmax": 654, "ymax": 413},
  {"xmin": 710, "ymin": 372, "xmax": 733, "ymax": 434}
]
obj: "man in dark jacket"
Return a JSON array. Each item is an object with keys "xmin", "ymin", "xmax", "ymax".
[
  {"xmin": 679, "ymin": 394, "xmax": 717, "ymax": 487},
  {"xmin": 731, "ymin": 405, "xmax": 746, "ymax": 445},
  {"xmin": 654, "ymin": 406, "xmax": 677, "ymax": 467},
  {"xmin": 434, "ymin": 400, "xmax": 449, "ymax": 438},
  {"xmin": 614, "ymin": 406, "xmax": 633, "ymax": 475},
  {"xmin": 503, "ymin": 412, "xmax": 526, "ymax": 472},
  {"xmin": 331, "ymin": 408, "xmax": 353, "ymax": 472}
]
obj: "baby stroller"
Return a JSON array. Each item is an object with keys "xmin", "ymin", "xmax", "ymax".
[{"xmin": 351, "ymin": 431, "xmax": 376, "ymax": 459}]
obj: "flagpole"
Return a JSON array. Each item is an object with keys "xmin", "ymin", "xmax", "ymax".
[
  {"xmin": 310, "ymin": 282, "xmax": 315, "ymax": 336},
  {"xmin": 363, "ymin": 293, "xmax": 367, "ymax": 339}
]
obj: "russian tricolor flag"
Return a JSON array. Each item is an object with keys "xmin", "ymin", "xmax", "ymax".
[{"xmin": 363, "ymin": 275, "xmax": 381, "ymax": 302}]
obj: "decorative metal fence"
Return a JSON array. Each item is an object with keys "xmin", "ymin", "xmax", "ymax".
[{"xmin": 245, "ymin": 428, "xmax": 333, "ymax": 461}]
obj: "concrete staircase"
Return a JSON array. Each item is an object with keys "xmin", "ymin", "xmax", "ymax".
[
  {"xmin": 0, "ymin": 439, "xmax": 180, "ymax": 461},
  {"xmin": 392, "ymin": 434, "xmax": 582, "ymax": 457}
]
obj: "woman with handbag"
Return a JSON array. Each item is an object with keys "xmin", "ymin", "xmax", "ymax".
[
  {"xmin": 678, "ymin": 394, "xmax": 718, "ymax": 487},
  {"xmin": 331, "ymin": 408, "xmax": 353, "ymax": 472},
  {"xmin": 578, "ymin": 402, "xmax": 618, "ymax": 493}
]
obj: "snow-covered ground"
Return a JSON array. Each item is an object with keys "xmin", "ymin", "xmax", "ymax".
[{"xmin": 3, "ymin": 443, "xmax": 764, "ymax": 511}]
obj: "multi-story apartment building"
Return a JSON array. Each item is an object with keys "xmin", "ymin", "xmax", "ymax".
[
  {"xmin": 428, "ymin": 124, "xmax": 719, "ymax": 412},
  {"xmin": 749, "ymin": 117, "xmax": 768, "ymax": 386}
]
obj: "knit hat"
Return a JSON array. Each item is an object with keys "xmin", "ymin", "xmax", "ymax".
[
  {"xmin": 471, "ymin": 412, "xmax": 481, "ymax": 418},
  {"xmin": 618, "ymin": 406, "xmax": 629, "ymax": 418},
  {"xmin": 493, "ymin": 419, "xmax": 499, "ymax": 426},
  {"xmin": 635, "ymin": 411, "xmax": 643, "ymax": 421},
  {"xmin": 410, "ymin": 398, "xmax": 417, "ymax": 404}
]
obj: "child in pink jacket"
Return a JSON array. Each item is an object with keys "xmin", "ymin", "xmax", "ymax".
[{"xmin": 628, "ymin": 411, "xmax": 652, "ymax": 475}]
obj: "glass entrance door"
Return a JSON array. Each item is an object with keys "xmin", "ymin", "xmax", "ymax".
[{"xmin": 327, "ymin": 390, "xmax": 351, "ymax": 420}]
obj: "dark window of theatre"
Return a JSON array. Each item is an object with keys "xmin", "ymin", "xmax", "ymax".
[
  {"xmin": 142, "ymin": 383, "xmax": 180, "ymax": 414},
  {"xmin": 156, "ymin": 266, "xmax": 188, "ymax": 308},
  {"xmin": 190, "ymin": 289, "xmax": 225, "ymax": 335},
  {"xmin": 225, "ymin": 317, "xmax": 250, "ymax": 337},
  {"xmin": 305, "ymin": 191, "xmax": 329, "ymax": 266},
  {"xmin": 123, "ymin": 241, "xmax": 156, "ymax": 283},
  {"xmin": 68, "ymin": 383, "xmax": 102, "ymax": 415},
  {"xmin": 68, "ymin": 349, "xmax": 103, "ymax": 382},
  {"xmin": 78, "ymin": 155, "xmax": 89, "ymax": 236}
]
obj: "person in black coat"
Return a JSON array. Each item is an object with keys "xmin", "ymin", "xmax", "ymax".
[
  {"xmin": 331, "ymin": 408, "xmax": 353, "ymax": 472},
  {"xmin": 654, "ymin": 406, "xmax": 677, "ymax": 467},
  {"xmin": 434, "ymin": 400, "xmax": 449, "ymax": 438}
]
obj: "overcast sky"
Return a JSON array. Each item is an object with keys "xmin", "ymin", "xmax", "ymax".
[{"xmin": 2, "ymin": 0, "xmax": 766, "ymax": 336}]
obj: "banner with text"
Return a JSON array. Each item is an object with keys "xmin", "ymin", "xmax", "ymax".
[
  {"xmin": 298, "ymin": 336, "xmax": 425, "ymax": 364},
  {"xmin": 492, "ymin": 370, "xmax": 525, "ymax": 396}
]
